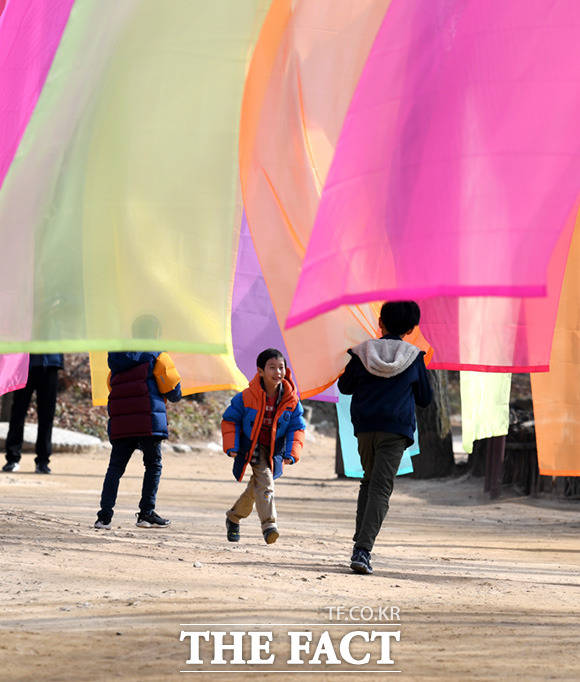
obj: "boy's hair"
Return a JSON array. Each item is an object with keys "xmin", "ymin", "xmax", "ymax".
[
  {"xmin": 256, "ymin": 348, "xmax": 286, "ymax": 370},
  {"xmin": 380, "ymin": 301, "xmax": 421, "ymax": 336}
]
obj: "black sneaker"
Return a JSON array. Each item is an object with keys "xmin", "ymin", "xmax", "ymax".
[
  {"xmin": 136, "ymin": 510, "xmax": 170, "ymax": 528},
  {"xmin": 350, "ymin": 548, "xmax": 373, "ymax": 575},
  {"xmin": 94, "ymin": 519, "xmax": 112, "ymax": 530},
  {"xmin": 226, "ymin": 518, "xmax": 240, "ymax": 542},
  {"xmin": 2, "ymin": 462, "xmax": 20, "ymax": 472},
  {"xmin": 35, "ymin": 463, "xmax": 51, "ymax": 474},
  {"xmin": 263, "ymin": 527, "xmax": 279, "ymax": 545}
]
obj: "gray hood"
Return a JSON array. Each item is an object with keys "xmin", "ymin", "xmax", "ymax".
[{"xmin": 351, "ymin": 338, "xmax": 421, "ymax": 378}]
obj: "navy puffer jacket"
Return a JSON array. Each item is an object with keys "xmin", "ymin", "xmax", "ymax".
[{"xmin": 107, "ymin": 352, "xmax": 181, "ymax": 441}]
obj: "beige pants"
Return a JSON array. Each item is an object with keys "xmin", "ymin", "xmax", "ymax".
[{"xmin": 227, "ymin": 445, "xmax": 277, "ymax": 531}]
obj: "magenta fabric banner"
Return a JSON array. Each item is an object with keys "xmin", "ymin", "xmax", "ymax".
[
  {"xmin": 288, "ymin": 0, "xmax": 580, "ymax": 332},
  {"xmin": 0, "ymin": 0, "xmax": 75, "ymax": 190},
  {"xmin": 0, "ymin": 353, "xmax": 28, "ymax": 396}
]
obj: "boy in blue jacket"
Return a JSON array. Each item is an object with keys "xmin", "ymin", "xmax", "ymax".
[
  {"xmin": 94, "ymin": 351, "xmax": 182, "ymax": 530},
  {"xmin": 338, "ymin": 301, "xmax": 432, "ymax": 575},
  {"xmin": 222, "ymin": 349, "xmax": 305, "ymax": 544}
]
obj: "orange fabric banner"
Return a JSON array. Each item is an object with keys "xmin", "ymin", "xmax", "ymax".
[
  {"xmin": 239, "ymin": 0, "xmax": 395, "ymax": 397},
  {"xmin": 531, "ymin": 204, "xmax": 580, "ymax": 476}
]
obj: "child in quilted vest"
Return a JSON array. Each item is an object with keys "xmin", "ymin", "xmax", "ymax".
[{"xmin": 94, "ymin": 351, "xmax": 181, "ymax": 529}]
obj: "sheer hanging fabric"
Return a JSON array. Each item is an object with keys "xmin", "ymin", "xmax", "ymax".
[
  {"xmin": 240, "ymin": 0, "xmax": 395, "ymax": 396},
  {"xmin": 532, "ymin": 211, "xmax": 580, "ymax": 476},
  {"xmin": 232, "ymin": 213, "xmax": 338, "ymax": 401},
  {"xmin": 0, "ymin": 354, "xmax": 28, "ymax": 396},
  {"xmin": 0, "ymin": 0, "xmax": 268, "ymax": 354},
  {"xmin": 287, "ymin": 0, "xmax": 580, "ymax": 374},
  {"xmin": 460, "ymin": 372, "xmax": 511, "ymax": 455}
]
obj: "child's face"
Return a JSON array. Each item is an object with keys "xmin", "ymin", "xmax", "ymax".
[{"xmin": 259, "ymin": 357, "xmax": 286, "ymax": 391}]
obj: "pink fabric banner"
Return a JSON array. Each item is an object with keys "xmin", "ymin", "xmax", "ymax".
[
  {"xmin": 288, "ymin": 0, "xmax": 580, "ymax": 332},
  {"xmin": 0, "ymin": 353, "xmax": 28, "ymax": 396},
  {"xmin": 419, "ymin": 201, "xmax": 577, "ymax": 372},
  {"xmin": 0, "ymin": 0, "xmax": 75, "ymax": 190}
]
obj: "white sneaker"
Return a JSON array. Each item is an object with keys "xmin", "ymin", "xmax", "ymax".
[
  {"xmin": 2, "ymin": 462, "xmax": 20, "ymax": 473},
  {"xmin": 94, "ymin": 519, "xmax": 112, "ymax": 530}
]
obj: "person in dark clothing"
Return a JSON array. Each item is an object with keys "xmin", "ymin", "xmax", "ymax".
[
  {"xmin": 94, "ymin": 351, "xmax": 182, "ymax": 530},
  {"xmin": 338, "ymin": 301, "xmax": 432, "ymax": 575},
  {"xmin": 2, "ymin": 354, "xmax": 64, "ymax": 474}
]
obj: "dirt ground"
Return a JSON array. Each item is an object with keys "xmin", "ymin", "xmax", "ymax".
[{"xmin": 1, "ymin": 432, "xmax": 579, "ymax": 681}]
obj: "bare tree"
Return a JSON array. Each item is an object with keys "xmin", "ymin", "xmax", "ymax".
[{"xmin": 413, "ymin": 370, "xmax": 454, "ymax": 478}]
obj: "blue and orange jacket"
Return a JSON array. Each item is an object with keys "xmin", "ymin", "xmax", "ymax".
[
  {"xmin": 221, "ymin": 368, "xmax": 306, "ymax": 481},
  {"xmin": 107, "ymin": 352, "xmax": 182, "ymax": 441}
]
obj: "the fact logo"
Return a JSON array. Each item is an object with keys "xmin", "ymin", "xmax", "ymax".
[{"xmin": 179, "ymin": 607, "xmax": 401, "ymax": 671}]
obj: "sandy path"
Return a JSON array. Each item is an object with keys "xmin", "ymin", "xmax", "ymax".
[{"xmin": 1, "ymin": 433, "xmax": 579, "ymax": 681}]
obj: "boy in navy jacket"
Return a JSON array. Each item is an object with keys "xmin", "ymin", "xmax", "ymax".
[
  {"xmin": 338, "ymin": 301, "xmax": 432, "ymax": 574},
  {"xmin": 94, "ymin": 352, "xmax": 182, "ymax": 529}
]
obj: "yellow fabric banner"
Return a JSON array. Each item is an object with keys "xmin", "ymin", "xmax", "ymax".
[
  {"xmin": 460, "ymin": 371, "xmax": 511, "ymax": 454},
  {"xmin": 90, "ymin": 351, "xmax": 247, "ymax": 406}
]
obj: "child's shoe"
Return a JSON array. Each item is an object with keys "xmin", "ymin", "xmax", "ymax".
[
  {"xmin": 94, "ymin": 518, "xmax": 112, "ymax": 530},
  {"xmin": 226, "ymin": 518, "xmax": 240, "ymax": 542},
  {"xmin": 263, "ymin": 527, "xmax": 279, "ymax": 544},
  {"xmin": 136, "ymin": 510, "xmax": 171, "ymax": 527},
  {"xmin": 350, "ymin": 548, "xmax": 373, "ymax": 575}
]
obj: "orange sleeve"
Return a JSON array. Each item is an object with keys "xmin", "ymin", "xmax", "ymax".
[
  {"xmin": 153, "ymin": 352, "xmax": 181, "ymax": 393},
  {"xmin": 290, "ymin": 429, "xmax": 305, "ymax": 462},
  {"xmin": 221, "ymin": 420, "xmax": 237, "ymax": 454}
]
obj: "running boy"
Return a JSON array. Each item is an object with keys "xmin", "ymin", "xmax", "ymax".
[
  {"xmin": 338, "ymin": 301, "xmax": 432, "ymax": 574},
  {"xmin": 222, "ymin": 349, "xmax": 305, "ymax": 544},
  {"xmin": 94, "ymin": 351, "xmax": 182, "ymax": 529}
]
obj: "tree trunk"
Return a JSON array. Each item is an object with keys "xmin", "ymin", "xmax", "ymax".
[
  {"xmin": 335, "ymin": 423, "xmax": 346, "ymax": 478},
  {"xmin": 413, "ymin": 370, "xmax": 455, "ymax": 478},
  {"xmin": 468, "ymin": 439, "xmax": 487, "ymax": 477}
]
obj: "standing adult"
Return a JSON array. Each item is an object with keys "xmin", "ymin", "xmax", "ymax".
[{"xmin": 2, "ymin": 354, "xmax": 64, "ymax": 474}]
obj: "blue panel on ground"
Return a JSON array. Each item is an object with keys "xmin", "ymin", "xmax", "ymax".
[{"xmin": 336, "ymin": 393, "xmax": 418, "ymax": 478}]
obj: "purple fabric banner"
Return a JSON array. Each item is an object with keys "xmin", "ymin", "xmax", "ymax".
[{"xmin": 232, "ymin": 214, "xmax": 338, "ymax": 402}]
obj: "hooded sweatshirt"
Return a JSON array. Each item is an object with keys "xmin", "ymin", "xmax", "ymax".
[{"xmin": 337, "ymin": 335, "xmax": 432, "ymax": 444}]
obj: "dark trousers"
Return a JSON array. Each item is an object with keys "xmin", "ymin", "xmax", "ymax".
[
  {"xmin": 98, "ymin": 437, "xmax": 163, "ymax": 522},
  {"xmin": 5, "ymin": 366, "xmax": 59, "ymax": 465},
  {"xmin": 354, "ymin": 431, "xmax": 407, "ymax": 552}
]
